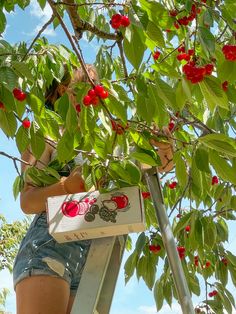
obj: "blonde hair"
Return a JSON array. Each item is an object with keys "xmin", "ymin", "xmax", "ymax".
[{"xmin": 45, "ymin": 64, "xmax": 99, "ymax": 110}]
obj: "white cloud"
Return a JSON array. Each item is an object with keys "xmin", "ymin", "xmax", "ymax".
[{"xmin": 26, "ymin": 0, "xmax": 55, "ymax": 37}]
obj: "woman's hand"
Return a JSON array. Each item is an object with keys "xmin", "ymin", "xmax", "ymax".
[
  {"xmin": 63, "ymin": 166, "xmax": 86, "ymax": 194},
  {"xmin": 149, "ymin": 126, "xmax": 174, "ymax": 173}
]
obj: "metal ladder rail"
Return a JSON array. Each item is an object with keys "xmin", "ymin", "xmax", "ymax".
[{"xmin": 70, "ymin": 235, "xmax": 126, "ymax": 314}]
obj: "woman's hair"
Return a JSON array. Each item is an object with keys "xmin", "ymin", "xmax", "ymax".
[{"xmin": 45, "ymin": 63, "xmax": 99, "ymax": 110}]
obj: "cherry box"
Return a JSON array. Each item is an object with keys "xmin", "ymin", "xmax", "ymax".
[{"xmin": 47, "ymin": 186, "xmax": 145, "ymax": 243}]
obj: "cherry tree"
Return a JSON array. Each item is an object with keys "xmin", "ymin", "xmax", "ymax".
[{"xmin": 0, "ymin": 0, "xmax": 236, "ymax": 313}]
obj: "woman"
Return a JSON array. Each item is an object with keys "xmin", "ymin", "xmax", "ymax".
[{"xmin": 13, "ymin": 64, "xmax": 174, "ymax": 314}]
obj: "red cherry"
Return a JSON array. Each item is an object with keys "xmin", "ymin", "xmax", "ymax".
[
  {"xmin": 13, "ymin": 88, "xmax": 27, "ymax": 101},
  {"xmin": 110, "ymin": 14, "xmax": 122, "ymax": 29},
  {"xmin": 222, "ymin": 45, "xmax": 236, "ymax": 61},
  {"xmin": 0, "ymin": 101, "xmax": 5, "ymax": 110},
  {"xmin": 168, "ymin": 181, "xmax": 177, "ymax": 189},
  {"xmin": 222, "ymin": 81, "xmax": 228, "ymax": 92},
  {"xmin": 75, "ymin": 104, "xmax": 81, "ymax": 113},
  {"xmin": 194, "ymin": 260, "xmax": 199, "ymax": 266},
  {"xmin": 120, "ymin": 15, "xmax": 130, "ymax": 27},
  {"xmin": 221, "ymin": 257, "xmax": 228, "ymax": 265},
  {"xmin": 99, "ymin": 90, "xmax": 109, "ymax": 99},
  {"xmin": 188, "ymin": 49, "xmax": 195, "ymax": 56},
  {"xmin": 176, "ymin": 213, "xmax": 182, "ymax": 218},
  {"xmin": 177, "ymin": 53, "xmax": 191, "ymax": 62},
  {"xmin": 174, "ymin": 22, "xmax": 180, "ymax": 29},
  {"xmin": 169, "ymin": 9, "xmax": 178, "ymax": 17},
  {"xmin": 88, "ymin": 89, "xmax": 96, "ymax": 98},
  {"xmin": 205, "ymin": 261, "xmax": 211, "ymax": 268},
  {"xmin": 153, "ymin": 51, "xmax": 161, "ymax": 61},
  {"xmin": 94, "ymin": 85, "xmax": 104, "ymax": 96},
  {"xmin": 168, "ymin": 121, "xmax": 175, "ymax": 131},
  {"xmin": 166, "ymin": 29, "xmax": 171, "ymax": 33},
  {"xmin": 149, "ymin": 244, "xmax": 161, "ymax": 253},
  {"xmin": 211, "ymin": 175, "xmax": 219, "ymax": 185},
  {"xmin": 178, "ymin": 46, "xmax": 185, "ymax": 53},
  {"xmin": 208, "ymin": 292, "xmax": 213, "ymax": 297},
  {"xmin": 90, "ymin": 96, "xmax": 99, "ymax": 106},
  {"xmin": 22, "ymin": 119, "xmax": 31, "ymax": 128},
  {"xmin": 212, "ymin": 290, "xmax": 218, "ymax": 296},
  {"xmin": 185, "ymin": 225, "xmax": 191, "ymax": 232},
  {"xmin": 142, "ymin": 192, "xmax": 151, "ymax": 199},
  {"xmin": 205, "ymin": 64, "xmax": 214, "ymax": 75},
  {"xmin": 83, "ymin": 95, "xmax": 92, "ymax": 106}
]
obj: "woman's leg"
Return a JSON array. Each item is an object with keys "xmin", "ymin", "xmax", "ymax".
[
  {"xmin": 66, "ymin": 295, "xmax": 75, "ymax": 314},
  {"xmin": 16, "ymin": 275, "xmax": 70, "ymax": 314}
]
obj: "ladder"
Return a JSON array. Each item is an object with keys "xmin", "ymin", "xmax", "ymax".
[
  {"xmin": 71, "ymin": 168, "xmax": 195, "ymax": 314},
  {"xmin": 70, "ymin": 235, "xmax": 126, "ymax": 314}
]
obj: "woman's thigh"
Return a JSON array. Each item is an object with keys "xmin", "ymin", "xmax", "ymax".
[{"xmin": 16, "ymin": 275, "xmax": 70, "ymax": 314}]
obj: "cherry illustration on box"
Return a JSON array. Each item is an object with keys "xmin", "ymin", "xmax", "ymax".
[
  {"xmin": 61, "ymin": 192, "xmax": 130, "ymax": 223},
  {"xmin": 47, "ymin": 186, "xmax": 145, "ymax": 243}
]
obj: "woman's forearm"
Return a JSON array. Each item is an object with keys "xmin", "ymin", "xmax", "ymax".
[{"xmin": 20, "ymin": 178, "xmax": 69, "ymax": 215}]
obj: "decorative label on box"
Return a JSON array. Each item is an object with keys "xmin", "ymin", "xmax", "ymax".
[{"xmin": 47, "ymin": 186, "xmax": 145, "ymax": 243}]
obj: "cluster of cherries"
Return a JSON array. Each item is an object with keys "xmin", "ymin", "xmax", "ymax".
[
  {"xmin": 110, "ymin": 14, "xmax": 130, "ymax": 29},
  {"xmin": 83, "ymin": 85, "xmax": 109, "ymax": 106},
  {"xmin": 211, "ymin": 175, "xmax": 219, "ymax": 185},
  {"xmin": 149, "ymin": 244, "xmax": 161, "ymax": 254},
  {"xmin": 222, "ymin": 44, "xmax": 236, "ymax": 61},
  {"xmin": 182, "ymin": 61, "xmax": 214, "ymax": 84},
  {"xmin": 208, "ymin": 290, "xmax": 218, "ymax": 298},
  {"xmin": 169, "ymin": 3, "xmax": 203, "ymax": 29}
]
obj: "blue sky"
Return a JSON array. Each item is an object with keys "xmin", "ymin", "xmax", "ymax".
[{"xmin": 1, "ymin": 1, "xmax": 236, "ymax": 313}]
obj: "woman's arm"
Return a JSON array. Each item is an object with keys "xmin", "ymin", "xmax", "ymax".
[{"xmin": 20, "ymin": 147, "xmax": 85, "ymax": 215}]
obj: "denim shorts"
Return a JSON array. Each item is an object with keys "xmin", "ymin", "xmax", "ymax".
[{"xmin": 13, "ymin": 212, "xmax": 91, "ymax": 295}]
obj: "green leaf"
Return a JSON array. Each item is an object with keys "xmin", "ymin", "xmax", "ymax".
[
  {"xmin": 226, "ymin": 251, "xmax": 236, "ymax": 267},
  {"xmin": 198, "ymin": 134, "xmax": 236, "ymax": 157},
  {"xmin": 12, "ymin": 175, "xmax": 24, "ymax": 200},
  {"xmin": 124, "ymin": 251, "xmax": 138, "ymax": 284},
  {"xmin": 56, "ymin": 130, "xmax": 74, "ymax": 162},
  {"xmin": 0, "ymin": 84, "xmax": 16, "ymax": 111},
  {"xmin": 201, "ymin": 216, "xmax": 217, "ymax": 249},
  {"xmin": 198, "ymin": 26, "xmax": 215, "ymax": 55},
  {"xmin": 195, "ymin": 147, "xmax": 210, "ymax": 173},
  {"xmin": 0, "ymin": 67, "xmax": 17, "ymax": 90},
  {"xmin": 163, "ymin": 280, "xmax": 172, "ymax": 307},
  {"xmin": 130, "ymin": 151, "xmax": 159, "ymax": 166},
  {"xmin": 11, "ymin": 61, "xmax": 34, "ymax": 82},
  {"xmin": 27, "ymin": 94, "xmax": 45, "ymax": 117},
  {"xmin": 147, "ymin": 84, "xmax": 168, "ymax": 126},
  {"xmin": 216, "ymin": 260, "xmax": 228, "ymax": 287},
  {"xmin": 146, "ymin": 21, "xmax": 165, "ymax": 47},
  {"xmin": 130, "ymin": 131, "xmax": 153, "ymax": 150},
  {"xmin": 66, "ymin": 103, "xmax": 79, "ymax": 134},
  {"xmin": 173, "ymin": 211, "xmax": 193, "ymax": 235},
  {"xmin": 30, "ymin": 123, "xmax": 46, "ymax": 160},
  {"xmin": 123, "ymin": 25, "xmax": 146, "ymax": 70},
  {"xmin": 0, "ymin": 110, "xmax": 17, "ymax": 137},
  {"xmin": 199, "ymin": 77, "xmax": 228, "ymax": 111},
  {"xmin": 15, "ymin": 125, "xmax": 30, "ymax": 153},
  {"xmin": 209, "ymin": 150, "xmax": 236, "ymax": 185},
  {"xmin": 154, "ymin": 278, "xmax": 164, "ymax": 311},
  {"xmin": 0, "ymin": 10, "xmax": 6, "ymax": 33},
  {"xmin": 216, "ymin": 218, "xmax": 228, "ymax": 242},
  {"xmin": 175, "ymin": 153, "xmax": 188, "ymax": 187},
  {"xmin": 135, "ymin": 232, "xmax": 147, "ymax": 256},
  {"xmin": 105, "ymin": 95, "xmax": 127, "ymax": 123},
  {"xmin": 188, "ymin": 274, "xmax": 200, "ymax": 296},
  {"xmin": 155, "ymin": 78, "xmax": 177, "ymax": 109}
]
